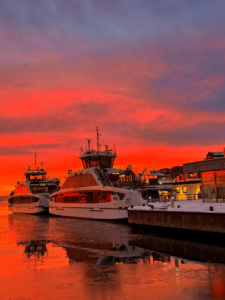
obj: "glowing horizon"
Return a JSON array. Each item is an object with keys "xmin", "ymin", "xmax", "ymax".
[{"xmin": 1, "ymin": 1, "xmax": 225, "ymax": 195}]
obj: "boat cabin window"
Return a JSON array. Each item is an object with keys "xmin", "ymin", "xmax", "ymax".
[
  {"xmin": 8, "ymin": 196, "xmax": 39, "ymax": 204},
  {"xmin": 116, "ymin": 193, "xmax": 125, "ymax": 200},
  {"xmin": 25, "ymin": 174, "xmax": 47, "ymax": 181},
  {"xmin": 98, "ymin": 191, "xmax": 111, "ymax": 202},
  {"xmin": 88, "ymin": 157, "xmax": 100, "ymax": 168},
  {"xmin": 82, "ymin": 156, "xmax": 114, "ymax": 169},
  {"xmin": 15, "ymin": 185, "xmax": 29, "ymax": 195},
  {"xmin": 30, "ymin": 186, "xmax": 48, "ymax": 194},
  {"xmin": 100, "ymin": 157, "xmax": 112, "ymax": 168},
  {"xmin": 62, "ymin": 192, "xmax": 93, "ymax": 203},
  {"xmin": 56, "ymin": 191, "xmax": 113, "ymax": 203},
  {"xmin": 62, "ymin": 174, "xmax": 98, "ymax": 189}
]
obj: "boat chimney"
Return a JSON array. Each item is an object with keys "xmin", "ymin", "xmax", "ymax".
[
  {"xmin": 86, "ymin": 139, "xmax": 92, "ymax": 151},
  {"xmin": 39, "ymin": 162, "xmax": 45, "ymax": 170}
]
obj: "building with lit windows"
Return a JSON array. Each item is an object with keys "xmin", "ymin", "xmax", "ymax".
[{"xmin": 184, "ymin": 157, "xmax": 225, "ymax": 203}]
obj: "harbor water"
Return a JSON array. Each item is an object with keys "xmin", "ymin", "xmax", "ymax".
[{"xmin": 1, "ymin": 201, "xmax": 225, "ymax": 300}]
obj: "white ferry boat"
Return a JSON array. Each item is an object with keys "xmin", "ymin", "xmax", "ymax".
[
  {"xmin": 8, "ymin": 155, "xmax": 60, "ymax": 214},
  {"xmin": 49, "ymin": 128, "xmax": 147, "ymax": 220}
]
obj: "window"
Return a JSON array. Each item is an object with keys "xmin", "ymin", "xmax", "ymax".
[
  {"xmin": 19, "ymin": 197, "xmax": 32, "ymax": 203},
  {"xmin": 8, "ymin": 196, "xmax": 38, "ymax": 204},
  {"xmin": 90, "ymin": 157, "xmax": 99, "ymax": 167},
  {"xmin": 30, "ymin": 186, "xmax": 48, "ymax": 194},
  {"xmin": 202, "ymin": 172, "xmax": 216, "ymax": 202},
  {"xmin": 100, "ymin": 157, "xmax": 111, "ymax": 168},
  {"xmin": 117, "ymin": 192, "xmax": 125, "ymax": 200},
  {"xmin": 98, "ymin": 191, "xmax": 111, "ymax": 203},
  {"xmin": 176, "ymin": 187, "xmax": 180, "ymax": 193},
  {"xmin": 215, "ymin": 171, "xmax": 225, "ymax": 202},
  {"xmin": 62, "ymin": 192, "xmax": 79, "ymax": 203},
  {"xmin": 62, "ymin": 174, "xmax": 98, "ymax": 189},
  {"xmin": 111, "ymin": 158, "xmax": 115, "ymax": 168},
  {"xmin": 8, "ymin": 198, "xmax": 19, "ymax": 204},
  {"xmin": 79, "ymin": 193, "xmax": 93, "ymax": 203},
  {"xmin": 55, "ymin": 195, "xmax": 61, "ymax": 203},
  {"xmin": 82, "ymin": 160, "xmax": 87, "ymax": 168},
  {"xmin": 182, "ymin": 186, "xmax": 187, "ymax": 193},
  {"xmin": 62, "ymin": 192, "xmax": 93, "ymax": 203}
]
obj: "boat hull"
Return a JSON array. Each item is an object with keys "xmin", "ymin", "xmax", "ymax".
[
  {"xmin": 8, "ymin": 195, "xmax": 49, "ymax": 214},
  {"xmin": 8, "ymin": 203, "xmax": 48, "ymax": 214},
  {"xmin": 49, "ymin": 204, "xmax": 128, "ymax": 220}
]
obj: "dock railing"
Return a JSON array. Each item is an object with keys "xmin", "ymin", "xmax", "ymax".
[
  {"xmin": 146, "ymin": 194, "xmax": 202, "ymax": 204},
  {"xmin": 174, "ymin": 194, "xmax": 202, "ymax": 201}
]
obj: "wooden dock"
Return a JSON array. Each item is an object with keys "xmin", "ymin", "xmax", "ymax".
[{"xmin": 128, "ymin": 209, "xmax": 225, "ymax": 233}]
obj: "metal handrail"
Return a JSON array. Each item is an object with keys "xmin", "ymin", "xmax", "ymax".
[{"xmin": 174, "ymin": 193, "xmax": 202, "ymax": 201}]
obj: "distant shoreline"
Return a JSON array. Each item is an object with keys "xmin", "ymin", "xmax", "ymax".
[{"xmin": 0, "ymin": 196, "xmax": 8, "ymax": 202}]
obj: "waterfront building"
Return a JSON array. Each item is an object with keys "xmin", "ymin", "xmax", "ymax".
[
  {"xmin": 160, "ymin": 166, "xmax": 183, "ymax": 181},
  {"xmin": 205, "ymin": 151, "xmax": 224, "ymax": 160},
  {"xmin": 172, "ymin": 178, "xmax": 201, "ymax": 201},
  {"xmin": 184, "ymin": 156, "xmax": 225, "ymax": 203}
]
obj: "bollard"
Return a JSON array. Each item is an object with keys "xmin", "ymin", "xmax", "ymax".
[
  {"xmin": 131, "ymin": 205, "xmax": 133, "ymax": 209},
  {"xmin": 171, "ymin": 197, "xmax": 174, "ymax": 208},
  {"xmin": 159, "ymin": 195, "xmax": 167, "ymax": 203}
]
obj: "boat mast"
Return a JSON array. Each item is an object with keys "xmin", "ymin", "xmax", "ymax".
[
  {"xmin": 86, "ymin": 139, "xmax": 92, "ymax": 151},
  {"xmin": 96, "ymin": 127, "xmax": 101, "ymax": 151}
]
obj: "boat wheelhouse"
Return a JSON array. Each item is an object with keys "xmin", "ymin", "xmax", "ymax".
[{"xmin": 8, "ymin": 155, "xmax": 60, "ymax": 214}]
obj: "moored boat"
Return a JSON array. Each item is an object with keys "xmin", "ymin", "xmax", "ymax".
[
  {"xmin": 8, "ymin": 155, "xmax": 60, "ymax": 214},
  {"xmin": 49, "ymin": 128, "xmax": 147, "ymax": 220}
]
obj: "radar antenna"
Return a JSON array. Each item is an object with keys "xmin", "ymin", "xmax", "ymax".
[
  {"xmin": 32, "ymin": 154, "xmax": 37, "ymax": 170},
  {"xmin": 152, "ymin": 161, "xmax": 156, "ymax": 172}
]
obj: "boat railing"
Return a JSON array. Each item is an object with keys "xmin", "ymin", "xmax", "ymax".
[{"xmin": 72, "ymin": 168, "xmax": 83, "ymax": 173}]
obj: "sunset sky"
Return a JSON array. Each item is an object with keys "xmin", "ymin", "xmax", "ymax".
[{"xmin": 1, "ymin": 0, "xmax": 225, "ymax": 195}]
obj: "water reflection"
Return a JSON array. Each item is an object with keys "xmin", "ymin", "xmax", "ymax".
[
  {"xmin": 2, "ymin": 203, "xmax": 225, "ymax": 299},
  {"xmin": 18, "ymin": 240, "xmax": 49, "ymax": 259},
  {"xmin": 129, "ymin": 235, "xmax": 225, "ymax": 264},
  {"xmin": 18, "ymin": 240, "xmax": 152, "ymax": 265}
]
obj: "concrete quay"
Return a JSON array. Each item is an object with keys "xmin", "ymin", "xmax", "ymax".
[{"xmin": 128, "ymin": 201, "xmax": 225, "ymax": 234}]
